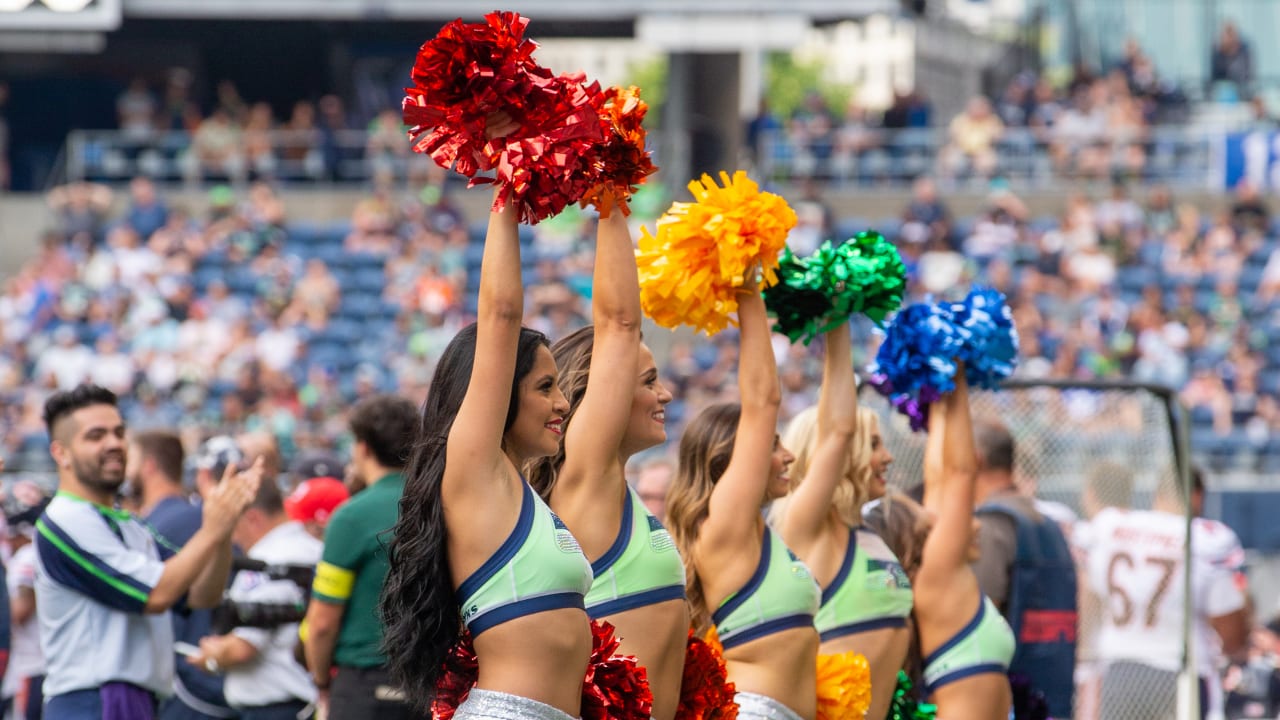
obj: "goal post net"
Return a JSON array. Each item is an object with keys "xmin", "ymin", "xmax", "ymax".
[{"xmin": 857, "ymin": 379, "xmax": 1197, "ymax": 720}]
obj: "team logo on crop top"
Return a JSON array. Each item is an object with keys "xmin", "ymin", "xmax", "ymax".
[
  {"xmin": 552, "ymin": 514, "xmax": 583, "ymax": 554},
  {"xmin": 868, "ymin": 559, "xmax": 910, "ymax": 589},
  {"xmin": 786, "ymin": 549, "xmax": 813, "ymax": 580},
  {"xmin": 647, "ymin": 516, "xmax": 675, "ymax": 552}
]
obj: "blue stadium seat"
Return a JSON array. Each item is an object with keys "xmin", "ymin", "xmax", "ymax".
[
  {"xmin": 341, "ymin": 293, "xmax": 383, "ymax": 319},
  {"xmin": 1189, "ymin": 405, "xmax": 1215, "ymax": 428},
  {"xmin": 353, "ymin": 268, "xmax": 387, "ymax": 294}
]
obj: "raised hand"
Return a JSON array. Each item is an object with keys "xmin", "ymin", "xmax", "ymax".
[
  {"xmin": 485, "ymin": 111, "xmax": 520, "ymax": 142},
  {"xmin": 202, "ymin": 456, "xmax": 265, "ymax": 538}
]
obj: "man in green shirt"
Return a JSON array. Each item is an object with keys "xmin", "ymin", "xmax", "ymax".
[{"xmin": 303, "ymin": 395, "xmax": 418, "ymax": 719}]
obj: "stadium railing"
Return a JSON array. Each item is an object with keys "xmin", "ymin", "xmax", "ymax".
[{"xmin": 64, "ymin": 124, "xmax": 1227, "ymax": 190}]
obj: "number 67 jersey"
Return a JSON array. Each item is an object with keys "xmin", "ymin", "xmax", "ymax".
[{"xmin": 1075, "ymin": 506, "xmax": 1247, "ymax": 676}]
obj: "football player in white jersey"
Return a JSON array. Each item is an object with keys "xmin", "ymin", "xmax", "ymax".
[{"xmin": 1075, "ymin": 465, "xmax": 1248, "ymax": 720}]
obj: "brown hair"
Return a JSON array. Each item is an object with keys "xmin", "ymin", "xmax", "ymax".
[
  {"xmin": 665, "ymin": 402, "xmax": 742, "ymax": 634},
  {"xmin": 131, "ymin": 430, "xmax": 185, "ymax": 486}
]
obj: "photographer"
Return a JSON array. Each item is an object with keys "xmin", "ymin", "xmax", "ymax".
[{"xmin": 190, "ymin": 479, "xmax": 321, "ymax": 720}]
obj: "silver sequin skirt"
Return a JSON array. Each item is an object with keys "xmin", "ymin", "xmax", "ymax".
[
  {"xmin": 733, "ymin": 692, "xmax": 806, "ymax": 720},
  {"xmin": 453, "ymin": 689, "xmax": 579, "ymax": 720}
]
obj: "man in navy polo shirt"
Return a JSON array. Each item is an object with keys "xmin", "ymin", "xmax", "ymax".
[
  {"xmin": 131, "ymin": 431, "xmax": 241, "ymax": 720},
  {"xmin": 35, "ymin": 384, "xmax": 262, "ymax": 720}
]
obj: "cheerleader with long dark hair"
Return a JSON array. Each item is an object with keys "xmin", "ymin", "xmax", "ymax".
[{"xmin": 380, "ymin": 113, "xmax": 593, "ymax": 720}]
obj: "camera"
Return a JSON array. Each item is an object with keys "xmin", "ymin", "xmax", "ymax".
[{"xmin": 210, "ymin": 556, "xmax": 316, "ymax": 636}]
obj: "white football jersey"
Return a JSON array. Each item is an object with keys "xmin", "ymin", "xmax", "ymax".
[{"xmin": 1075, "ymin": 507, "xmax": 1246, "ymax": 675}]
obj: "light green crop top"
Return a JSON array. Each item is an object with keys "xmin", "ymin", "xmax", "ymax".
[
  {"xmin": 584, "ymin": 486, "xmax": 686, "ymax": 618},
  {"xmin": 921, "ymin": 595, "xmax": 1016, "ymax": 694},
  {"xmin": 814, "ymin": 527, "xmax": 914, "ymax": 642},
  {"xmin": 711, "ymin": 527, "xmax": 820, "ymax": 650},
  {"xmin": 457, "ymin": 481, "xmax": 593, "ymax": 636}
]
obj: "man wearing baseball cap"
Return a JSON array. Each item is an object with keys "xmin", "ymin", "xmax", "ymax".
[{"xmin": 285, "ymin": 478, "xmax": 349, "ymax": 542}]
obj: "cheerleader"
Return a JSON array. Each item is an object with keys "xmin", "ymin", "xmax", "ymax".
[
  {"xmin": 865, "ymin": 369, "xmax": 1014, "ymax": 720},
  {"xmin": 525, "ymin": 204, "xmax": 688, "ymax": 720},
  {"xmin": 380, "ymin": 125, "xmax": 595, "ymax": 720},
  {"xmin": 666, "ymin": 280, "xmax": 821, "ymax": 720},
  {"xmin": 772, "ymin": 322, "xmax": 911, "ymax": 720}
]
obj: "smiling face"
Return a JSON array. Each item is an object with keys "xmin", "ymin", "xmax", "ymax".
[
  {"xmin": 621, "ymin": 343, "xmax": 673, "ymax": 457},
  {"xmin": 504, "ymin": 345, "xmax": 569, "ymax": 462},
  {"xmin": 866, "ymin": 417, "xmax": 894, "ymax": 500},
  {"xmin": 766, "ymin": 435, "xmax": 797, "ymax": 502},
  {"xmin": 52, "ymin": 404, "xmax": 128, "ymax": 500}
]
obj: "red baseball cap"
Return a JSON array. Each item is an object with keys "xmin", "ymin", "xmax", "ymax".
[{"xmin": 285, "ymin": 477, "xmax": 350, "ymax": 525}]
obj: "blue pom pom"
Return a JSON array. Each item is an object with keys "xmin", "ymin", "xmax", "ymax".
[
  {"xmin": 867, "ymin": 287, "xmax": 1018, "ymax": 432},
  {"xmin": 868, "ymin": 302, "xmax": 965, "ymax": 431},
  {"xmin": 952, "ymin": 287, "xmax": 1019, "ymax": 389}
]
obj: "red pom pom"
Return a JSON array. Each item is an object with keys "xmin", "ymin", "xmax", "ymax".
[
  {"xmin": 582, "ymin": 619, "xmax": 654, "ymax": 720},
  {"xmin": 580, "ymin": 86, "xmax": 657, "ymax": 218},
  {"xmin": 403, "ymin": 11, "xmax": 543, "ymax": 177},
  {"xmin": 487, "ymin": 72, "xmax": 608, "ymax": 224},
  {"xmin": 676, "ymin": 632, "xmax": 739, "ymax": 720},
  {"xmin": 432, "ymin": 632, "xmax": 479, "ymax": 720}
]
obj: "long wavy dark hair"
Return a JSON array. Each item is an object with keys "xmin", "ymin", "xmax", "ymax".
[{"xmin": 379, "ymin": 323, "xmax": 551, "ymax": 712}]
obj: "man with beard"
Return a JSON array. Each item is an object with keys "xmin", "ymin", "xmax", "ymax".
[
  {"xmin": 130, "ymin": 431, "xmax": 240, "ymax": 720},
  {"xmin": 34, "ymin": 384, "xmax": 262, "ymax": 720},
  {"xmin": 302, "ymin": 395, "xmax": 417, "ymax": 719}
]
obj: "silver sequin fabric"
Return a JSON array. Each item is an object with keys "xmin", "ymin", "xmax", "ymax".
[
  {"xmin": 453, "ymin": 689, "xmax": 580, "ymax": 720},
  {"xmin": 733, "ymin": 692, "xmax": 806, "ymax": 720}
]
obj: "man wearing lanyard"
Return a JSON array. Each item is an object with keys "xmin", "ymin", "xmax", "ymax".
[
  {"xmin": 303, "ymin": 395, "xmax": 417, "ymax": 719},
  {"xmin": 34, "ymin": 384, "xmax": 261, "ymax": 720}
]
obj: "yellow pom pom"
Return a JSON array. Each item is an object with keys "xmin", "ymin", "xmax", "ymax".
[
  {"xmin": 636, "ymin": 171, "xmax": 797, "ymax": 335},
  {"xmin": 816, "ymin": 651, "xmax": 872, "ymax": 720}
]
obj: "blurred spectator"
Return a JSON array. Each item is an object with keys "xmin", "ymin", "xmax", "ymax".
[
  {"xmin": 46, "ymin": 181, "xmax": 113, "ymax": 244},
  {"xmin": 365, "ymin": 109, "xmax": 408, "ymax": 179},
  {"xmin": 285, "ymin": 477, "xmax": 350, "ymax": 541},
  {"xmin": 940, "ymin": 96, "xmax": 1004, "ymax": 180},
  {"xmin": 286, "ymin": 259, "xmax": 341, "ymax": 330},
  {"xmin": 242, "ymin": 102, "xmax": 278, "ymax": 180},
  {"xmin": 125, "ymin": 176, "xmax": 169, "ymax": 240},
  {"xmin": 33, "ymin": 326, "xmax": 92, "ymax": 391},
  {"xmin": 745, "ymin": 99, "xmax": 782, "ymax": 168},
  {"xmin": 215, "ymin": 80, "xmax": 247, "ymax": 126},
  {"xmin": 790, "ymin": 91, "xmax": 837, "ymax": 172},
  {"xmin": 633, "ymin": 458, "xmax": 675, "ymax": 520},
  {"xmin": 1231, "ymin": 179, "xmax": 1270, "ymax": 235},
  {"xmin": 281, "ymin": 100, "xmax": 322, "ymax": 178},
  {"xmin": 832, "ymin": 101, "xmax": 879, "ymax": 176},
  {"xmin": 191, "ymin": 109, "xmax": 243, "ymax": 182},
  {"xmin": 1210, "ymin": 22, "xmax": 1253, "ymax": 100},
  {"xmin": 116, "ymin": 77, "xmax": 157, "ymax": 141},
  {"xmin": 900, "ymin": 176, "xmax": 952, "ymax": 248}
]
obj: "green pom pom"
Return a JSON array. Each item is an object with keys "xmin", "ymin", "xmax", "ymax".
[
  {"xmin": 763, "ymin": 230, "xmax": 906, "ymax": 344},
  {"xmin": 888, "ymin": 671, "xmax": 938, "ymax": 720}
]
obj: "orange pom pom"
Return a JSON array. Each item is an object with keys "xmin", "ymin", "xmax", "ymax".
[
  {"xmin": 816, "ymin": 652, "xmax": 872, "ymax": 720},
  {"xmin": 580, "ymin": 85, "xmax": 657, "ymax": 218}
]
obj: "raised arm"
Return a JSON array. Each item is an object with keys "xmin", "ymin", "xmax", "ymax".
[
  {"xmin": 777, "ymin": 322, "xmax": 858, "ymax": 548},
  {"xmin": 558, "ymin": 205, "xmax": 643, "ymax": 492},
  {"xmin": 445, "ymin": 163, "xmax": 526, "ymax": 489},
  {"xmin": 921, "ymin": 370, "xmax": 979, "ymax": 575},
  {"xmin": 703, "ymin": 286, "xmax": 782, "ymax": 545}
]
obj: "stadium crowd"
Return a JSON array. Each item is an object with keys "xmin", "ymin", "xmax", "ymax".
[{"xmin": 2, "ymin": 165, "xmax": 1277, "ymax": 479}]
